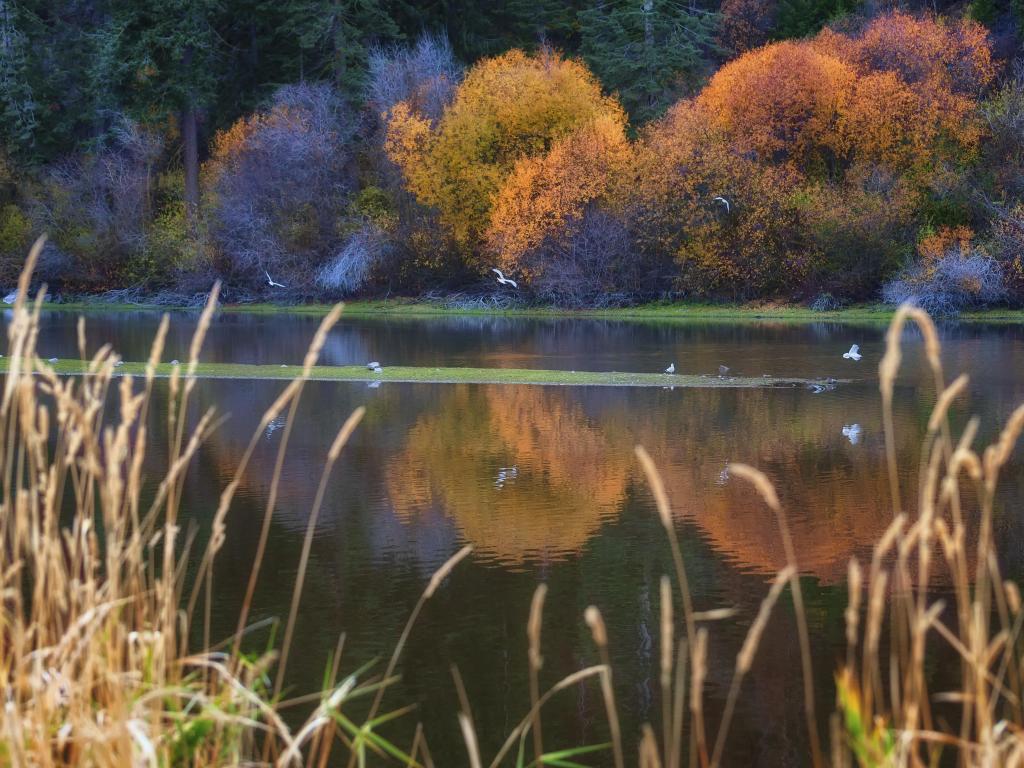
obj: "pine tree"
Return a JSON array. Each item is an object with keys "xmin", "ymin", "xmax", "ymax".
[
  {"xmin": 110, "ymin": 0, "xmax": 220, "ymax": 232},
  {"xmin": 580, "ymin": 0, "xmax": 720, "ymax": 123},
  {"xmin": 0, "ymin": 0, "xmax": 36, "ymax": 159},
  {"xmin": 773, "ymin": 0, "xmax": 857, "ymax": 40}
]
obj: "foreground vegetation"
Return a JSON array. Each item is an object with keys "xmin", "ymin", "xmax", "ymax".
[
  {"xmin": 3, "ymin": 2, "xmax": 1024, "ymax": 311},
  {"xmin": 3, "ymin": 240, "xmax": 1024, "ymax": 765}
]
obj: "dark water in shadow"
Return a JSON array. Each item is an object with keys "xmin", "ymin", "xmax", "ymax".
[{"xmin": 17, "ymin": 310, "xmax": 1024, "ymax": 765}]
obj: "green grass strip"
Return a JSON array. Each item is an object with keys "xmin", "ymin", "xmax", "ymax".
[
  {"xmin": 38, "ymin": 299, "xmax": 1024, "ymax": 324},
  {"xmin": 3, "ymin": 358, "xmax": 846, "ymax": 388}
]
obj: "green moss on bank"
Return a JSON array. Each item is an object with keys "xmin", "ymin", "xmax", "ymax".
[
  {"xmin": 3, "ymin": 358, "xmax": 846, "ymax": 388},
  {"xmin": 34, "ymin": 299, "xmax": 1024, "ymax": 324}
]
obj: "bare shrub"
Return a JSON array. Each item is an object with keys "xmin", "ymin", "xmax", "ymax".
[
  {"xmin": 367, "ymin": 33, "xmax": 462, "ymax": 124},
  {"xmin": 34, "ymin": 116, "xmax": 163, "ymax": 288},
  {"xmin": 207, "ymin": 83, "xmax": 356, "ymax": 293},
  {"xmin": 982, "ymin": 60, "xmax": 1024, "ymax": 200},
  {"xmin": 989, "ymin": 201, "xmax": 1024, "ymax": 300},
  {"xmin": 528, "ymin": 209, "xmax": 642, "ymax": 308},
  {"xmin": 315, "ymin": 225, "xmax": 388, "ymax": 296},
  {"xmin": 883, "ymin": 245, "xmax": 1005, "ymax": 314}
]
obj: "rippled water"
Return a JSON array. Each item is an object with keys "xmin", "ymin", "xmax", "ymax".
[{"xmin": 20, "ymin": 310, "xmax": 1024, "ymax": 765}]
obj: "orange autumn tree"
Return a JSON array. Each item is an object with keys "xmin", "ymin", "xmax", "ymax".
[
  {"xmin": 695, "ymin": 40, "xmax": 856, "ymax": 174},
  {"xmin": 823, "ymin": 12, "xmax": 993, "ymax": 172},
  {"xmin": 637, "ymin": 12, "xmax": 994, "ymax": 300},
  {"xmin": 485, "ymin": 113, "xmax": 633, "ymax": 282},
  {"xmin": 635, "ymin": 100, "xmax": 814, "ymax": 298},
  {"xmin": 385, "ymin": 48, "xmax": 624, "ymax": 257}
]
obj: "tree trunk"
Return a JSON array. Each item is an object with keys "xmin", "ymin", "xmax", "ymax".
[{"xmin": 181, "ymin": 104, "xmax": 200, "ymax": 237}]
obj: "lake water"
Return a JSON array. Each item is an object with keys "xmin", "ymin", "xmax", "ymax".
[{"xmin": 22, "ymin": 311, "xmax": 1024, "ymax": 765}]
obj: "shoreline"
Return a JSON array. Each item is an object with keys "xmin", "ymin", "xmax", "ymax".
[{"xmin": 25, "ymin": 298, "xmax": 1024, "ymax": 323}]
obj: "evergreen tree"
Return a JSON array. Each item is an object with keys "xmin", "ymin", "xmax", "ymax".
[
  {"xmin": 0, "ymin": 0, "xmax": 116, "ymax": 161},
  {"xmin": 109, "ymin": 0, "xmax": 220, "ymax": 231},
  {"xmin": 0, "ymin": 0, "xmax": 36, "ymax": 159},
  {"xmin": 580, "ymin": 0, "xmax": 719, "ymax": 123},
  {"xmin": 772, "ymin": 0, "xmax": 857, "ymax": 39}
]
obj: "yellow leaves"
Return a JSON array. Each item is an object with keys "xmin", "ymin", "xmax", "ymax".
[
  {"xmin": 485, "ymin": 113, "xmax": 632, "ymax": 279},
  {"xmin": 384, "ymin": 48, "xmax": 625, "ymax": 253}
]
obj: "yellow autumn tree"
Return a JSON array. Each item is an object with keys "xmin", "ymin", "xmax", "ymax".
[
  {"xmin": 485, "ymin": 113, "xmax": 633, "ymax": 281},
  {"xmin": 384, "ymin": 48, "xmax": 625, "ymax": 255}
]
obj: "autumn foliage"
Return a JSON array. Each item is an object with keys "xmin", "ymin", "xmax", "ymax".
[
  {"xmin": 385, "ymin": 48, "xmax": 624, "ymax": 253},
  {"xmin": 630, "ymin": 11, "xmax": 995, "ymax": 299},
  {"xmin": 378, "ymin": 11, "xmax": 1003, "ymax": 304}
]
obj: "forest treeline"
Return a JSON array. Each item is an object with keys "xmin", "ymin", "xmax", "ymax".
[{"xmin": 2, "ymin": 0, "xmax": 1024, "ymax": 309}]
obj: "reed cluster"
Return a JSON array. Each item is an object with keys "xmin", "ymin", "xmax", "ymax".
[{"xmin": 3, "ymin": 236, "xmax": 1024, "ymax": 766}]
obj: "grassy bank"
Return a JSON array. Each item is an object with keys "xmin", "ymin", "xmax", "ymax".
[
  {"xmin": 10, "ymin": 358, "xmax": 842, "ymax": 388},
  {"xmin": 35, "ymin": 297, "xmax": 1024, "ymax": 323}
]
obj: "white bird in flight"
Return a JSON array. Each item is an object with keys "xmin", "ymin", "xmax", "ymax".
[
  {"xmin": 843, "ymin": 344, "xmax": 862, "ymax": 361},
  {"xmin": 492, "ymin": 268, "xmax": 518, "ymax": 289},
  {"xmin": 713, "ymin": 196, "xmax": 731, "ymax": 213},
  {"xmin": 665, "ymin": 363, "xmax": 675, "ymax": 374},
  {"xmin": 842, "ymin": 424, "xmax": 862, "ymax": 445},
  {"xmin": 265, "ymin": 270, "xmax": 286, "ymax": 288}
]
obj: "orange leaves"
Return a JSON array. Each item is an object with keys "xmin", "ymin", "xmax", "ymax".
[
  {"xmin": 697, "ymin": 41, "xmax": 855, "ymax": 172},
  {"xmin": 847, "ymin": 12, "xmax": 993, "ymax": 96},
  {"xmin": 835, "ymin": 71, "xmax": 932, "ymax": 170},
  {"xmin": 486, "ymin": 114, "xmax": 632, "ymax": 279},
  {"xmin": 632, "ymin": 10, "xmax": 994, "ymax": 299},
  {"xmin": 385, "ymin": 48, "xmax": 624, "ymax": 252}
]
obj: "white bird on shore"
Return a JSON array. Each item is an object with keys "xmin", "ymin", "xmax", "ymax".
[
  {"xmin": 842, "ymin": 424, "xmax": 862, "ymax": 444},
  {"xmin": 843, "ymin": 344, "xmax": 862, "ymax": 361},
  {"xmin": 372, "ymin": 366, "xmax": 383, "ymax": 374},
  {"xmin": 367, "ymin": 361, "xmax": 380, "ymax": 370},
  {"xmin": 713, "ymin": 196, "xmax": 731, "ymax": 213},
  {"xmin": 665, "ymin": 363, "xmax": 675, "ymax": 374},
  {"xmin": 265, "ymin": 270, "xmax": 286, "ymax": 289},
  {"xmin": 492, "ymin": 268, "xmax": 518, "ymax": 289},
  {"xmin": 718, "ymin": 364, "xmax": 730, "ymax": 377},
  {"xmin": 170, "ymin": 359, "xmax": 179, "ymax": 365},
  {"xmin": 47, "ymin": 357, "xmax": 58, "ymax": 363}
]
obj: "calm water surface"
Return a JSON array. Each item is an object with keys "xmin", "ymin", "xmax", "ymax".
[{"xmin": 23, "ymin": 311, "xmax": 1024, "ymax": 765}]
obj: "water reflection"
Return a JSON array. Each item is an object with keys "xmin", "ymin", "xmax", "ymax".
[
  {"xmin": 388, "ymin": 386, "xmax": 632, "ymax": 566},
  {"xmin": 20, "ymin": 311, "xmax": 1024, "ymax": 765}
]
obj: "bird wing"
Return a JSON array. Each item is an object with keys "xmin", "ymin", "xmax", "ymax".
[
  {"xmin": 492, "ymin": 268, "xmax": 503, "ymax": 278},
  {"xmin": 850, "ymin": 344, "xmax": 859, "ymax": 354},
  {"xmin": 507, "ymin": 279, "xmax": 518, "ymax": 288}
]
